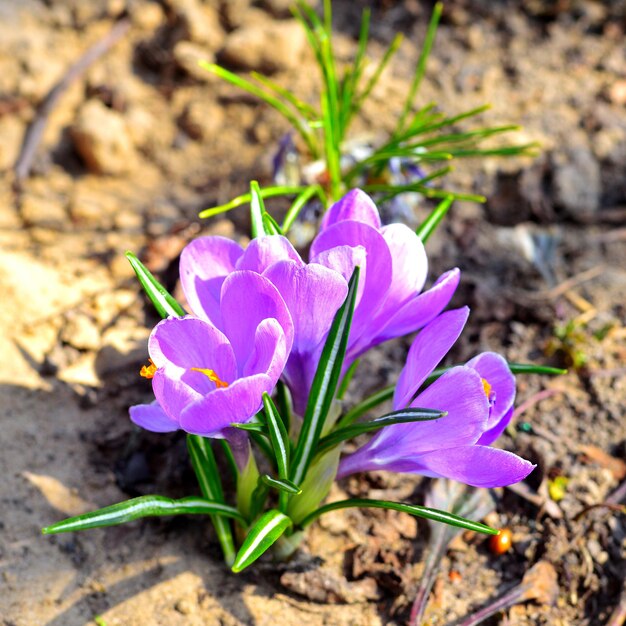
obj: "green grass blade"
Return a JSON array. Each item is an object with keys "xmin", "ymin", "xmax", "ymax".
[
  {"xmin": 416, "ymin": 196, "xmax": 454, "ymax": 242},
  {"xmin": 337, "ymin": 358, "xmax": 359, "ymax": 400},
  {"xmin": 316, "ymin": 407, "xmax": 445, "ymax": 456},
  {"xmin": 200, "ymin": 62, "xmax": 319, "ymax": 158},
  {"xmin": 508, "ymin": 363, "xmax": 568, "ymax": 376},
  {"xmin": 126, "ymin": 252, "xmax": 185, "ymax": 319},
  {"xmin": 249, "ymin": 180, "xmax": 266, "ymax": 238},
  {"xmin": 281, "ymin": 184, "xmax": 323, "ymax": 233},
  {"xmin": 396, "ymin": 2, "xmax": 443, "ymax": 133},
  {"xmin": 187, "ymin": 435, "xmax": 237, "ymax": 564},
  {"xmin": 42, "ymin": 495, "xmax": 246, "ymax": 535},
  {"xmin": 262, "ymin": 392, "xmax": 291, "ymax": 487},
  {"xmin": 231, "ymin": 509, "xmax": 293, "ymax": 572},
  {"xmin": 290, "ymin": 267, "xmax": 360, "ymax": 486},
  {"xmin": 262, "ymin": 212, "xmax": 283, "ymax": 236},
  {"xmin": 335, "ymin": 385, "xmax": 395, "ymax": 430},
  {"xmin": 251, "ymin": 71, "xmax": 319, "ymax": 120},
  {"xmin": 261, "ymin": 475, "xmax": 302, "ymax": 495},
  {"xmin": 199, "ymin": 186, "xmax": 307, "ymax": 219},
  {"xmin": 298, "ymin": 498, "xmax": 498, "ymax": 535}
]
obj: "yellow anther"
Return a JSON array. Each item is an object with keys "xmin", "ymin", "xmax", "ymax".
[
  {"xmin": 140, "ymin": 358, "xmax": 157, "ymax": 379},
  {"xmin": 190, "ymin": 367, "xmax": 229, "ymax": 389},
  {"xmin": 481, "ymin": 378, "xmax": 492, "ymax": 398}
]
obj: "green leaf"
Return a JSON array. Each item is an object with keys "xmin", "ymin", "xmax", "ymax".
[
  {"xmin": 261, "ymin": 475, "xmax": 302, "ymax": 495},
  {"xmin": 249, "ymin": 180, "xmax": 267, "ymax": 238},
  {"xmin": 316, "ymin": 407, "xmax": 445, "ymax": 456},
  {"xmin": 42, "ymin": 495, "xmax": 246, "ymax": 535},
  {"xmin": 199, "ymin": 185, "xmax": 307, "ymax": 219},
  {"xmin": 337, "ymin": 358, "xmax": 359, "ymax": 400},
  {"xmin": 231, "ymin": 421, "xmax": 267, "ymax": 434},
  {"xmin": 334, "ymin": 384, "xmax": 395, "ymax": 430},
  {"xmin": 262, "ymin": 393, "xmax": 290, "ymax": 481},
  {"xmin": 298, "ymin": 498, "xmax": 498, "ymax": 535},
  {"xmin": 290, "ymin": 267, "xmax": 360, "ymax": 486},
  {"xmin": 281, "ymin": 185, "xmax": 324, "ymax": 233},
  {"xmin": 416, "ymin": 196, "xmax": 454, "ymax": 243},
  {"xmin": 262, "ymin": 212, "xmax": 283, "ymax": 236},
  {"xmin": 231, "ymin": 510, "xmax": 293, "ymax": 572},
  {"xmin": 508, "ymin": 363, "xmax": 568, "ymax": 376},
  {"xmin": 125, "ymin": 252, "xmax": 185, "ymax": 319},
  {"xmin": 250, "ymin": 71, "xmax": 319, "ymax": 120},
  {"xmin": 187, "ymin": 435, "xmax": 237, "ymax": 564}
]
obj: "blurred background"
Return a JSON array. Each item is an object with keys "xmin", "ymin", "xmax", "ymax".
[{"xmin": 0, "ymin": 1, "xmax": 624, "ymax": 624}]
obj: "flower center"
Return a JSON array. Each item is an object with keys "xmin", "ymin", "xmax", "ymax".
[
  {"xmin": 190, "ymin": 367, "xmax": 229, "ymax": 389},
  {"xmin": 481, "ymin": 378, "xmax": 492, "ymax": 398},
  {"xmin": 140, "ymin": 359, "xmax": 157, "ymax": 379}
]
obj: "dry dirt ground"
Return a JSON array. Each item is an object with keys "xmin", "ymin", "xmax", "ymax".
[{"xmin": 0, "ymin": 1, "xmax": 625, "ymax": 624}]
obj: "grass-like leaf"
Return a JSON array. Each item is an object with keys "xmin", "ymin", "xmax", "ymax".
[
  {"xmin": 126, "ymin": 252, "xmax": 185, "ymax": 319},
  {"xmin": 290, "ymin": 267, "xmax": 360, "ymax": 486},
  {"xmin": 316, "ymin": 407, "xmax": 445, "ymax": 456},
  {"xmin": 262, "ymin": 393, "xmax": 290, "ymax": 481},
  {"xmin": 42, "ymin": 495, "xmax": 246, "ymax": 535},
  {"xmin": 231, "ymin": 509, "xmax": 293, "ymax": 572},
  {"xmin": 249, "ymin": 180, "xmax": 267, "ymax": 238},
  {"xmin": 335, "ymin": 384, "xmax": 395, "ymax": 430},
  {"xmin": 416, "ymin": 196, "xmax": 454, "ymax": 243},
  {"xmin": 298, "ymin": 498, "xmax": 498, "ymax": 535},
  {"xmin": 281, "ymin": 184, "xmax": 324, "ymax": 233},
  {"xmin": 508, "ymin": 363, "xmax": 568, "ymax": 376},
  {"xmin": 261, "ymin": 475, "xmax": 302, "ymax": 495}
]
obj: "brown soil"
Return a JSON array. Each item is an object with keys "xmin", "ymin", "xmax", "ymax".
[{"xmin": 1, "ymin": 1, "xmax": 625, "ymax": 625}]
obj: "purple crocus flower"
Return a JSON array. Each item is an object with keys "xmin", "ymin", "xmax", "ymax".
[
  {"xmin": 337, "ymin": 307, "xmax": 535, "ymax": 488},
  {"xmin": 310, "ymin": 189, "xmax": 460, "ymax": 363},
  {"xmin": 130, "ymin": 270, "xmax": 294, "ymax": 438}
]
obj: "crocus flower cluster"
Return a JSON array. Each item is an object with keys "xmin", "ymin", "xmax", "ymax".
[{"xmin": 130, "ymin": 188, "xmax": 533, "ymax": 490}]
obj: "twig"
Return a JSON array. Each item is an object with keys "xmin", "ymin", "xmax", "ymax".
[
  {"xmin": 607, "ymin": 478, "xmax": 626, "ymax": 506},
  {"xmin": 13, "ymin": 17, "xmax": 130, "ymax": 186}
]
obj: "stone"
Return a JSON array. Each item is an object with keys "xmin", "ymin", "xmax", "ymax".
[
  {"xmin": 71, "ymin": 100, "xmax": 137, "ymax": 175},
  {"xmin": 20, "ymin": 193, "xmax": 67, "ymax": 228},
  {"xmin": 170, "ymin": 0, "xmax": 225, "ymax": 50},
  {"xmin": 60, "ymin": 313, "xmax": 101, "ymax": 351},
  {"xmin": 219, "ymin": 20, "xmax": 307, "ymax": 73},
  {"xmin": 259, "ymin": 0, "xmax": 295, "ymax": 18},
  {"xmin": 173, "ymin": 41, "xmax": 216, "ymax": 82},
  {"xmin": 0, "ymin": 116, "xmax": 24, "ymax": 170},
  {"xmin": 553, "ymin": 146, "xmax": 601, "ymax": 218},
  {"xmin": 179, "ymin": 99, "xmax": 224, "ymax": 140}
]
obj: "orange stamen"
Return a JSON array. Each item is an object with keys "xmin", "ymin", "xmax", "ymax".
[
  {"xmin": 140, "ymin": 358, "xmax": 157, "ymax": 379},
  {"xmin": 481, "ymin": 378, "xmax": 492, "ymax": 398},
  {"xmin": 190, "ymin": 367, "xmax": 229, "ymax": 389}
]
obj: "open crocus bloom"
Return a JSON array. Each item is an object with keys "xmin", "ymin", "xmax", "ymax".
[
  {"xmin": 310, "ymin": 188, "xmax": 460, "ymax": 363},
  {"xmin": 130, "ymin": 271, "xmax": 294, "ymax": 437},
  {"xmin": 337, "ymin": 307, "xmax": 535, "ymax": 488}
]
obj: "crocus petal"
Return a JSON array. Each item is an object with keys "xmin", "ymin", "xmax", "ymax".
[
  {"xmin": 478, "ymin": 405, "xmax": 514, "ymax": 446},
  {"xmin": 242, "ymin": 317, "xmax": 289, "ymax": 385},
  {"xmin": 466, "ymin": 352, "xmax": 516, "ymax": 433},
  {"xmin": 179, "ymin": 373, "xmax": 272, "ymax": 437},
  {"xmin": 264, "ymin": 260, "xmax": 348, "ymax": 355},
  {"xmin": 380, "ymin": 223, "xmax": 428, "ymax": 306},
  {"xmin": 320, "ymin": 188, "xmax": 382, "ymax": 231},
  {"xmin": 129, "ymin": 401, "xmax": 179, "ymax": 433},
  {"xmin": 394, "ymin": 307, "xmax": 469, "ymax": 409},
  {"xmin": 180, "ymin": 237, "xmax": 244, "ymax": 327},
  {"xmin": 311, "ymin": 220, "xmax": 392, "ymax": 343},
  {"xmin": 149, "ymin": 316, "xmax": 237, "ymax": 386},
  {"xmin": 236, "ymin": 235, "xmax": 303, "ymax": 273},
  {"xmin": 410, "ymin": 445, "xmax": 536, "ymax": 488},
  {"xmin": 220, "ymin": 271, "xmax": 294, "ymax": 373},
  {"xmin": 376, "ymin": 268, "xmax": 461, "ymax": 344}
]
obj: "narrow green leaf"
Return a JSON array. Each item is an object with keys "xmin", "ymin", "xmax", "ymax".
[
  {"xmin": 290, "ymin": 267, "xmax": 360, "ymax": 486},
  {"xmin": 299, "ymin": 498, "xmax": 498, "ymax": 535},
  {"xmin": 249, "ymin": 180, "xmax": 266, "ymax": 238},
  {"xmin": 42, "ymin": 495, "xmax": 246, "ymax": 535},
  {"xmin": 316, "ymin": 407, "xmax": 445, "ymax": 456},
  {"xmin": 231, "ymin": 421, "xmax": 267, "ymax": 434},
  {"xmin": 231, "ymin": 510, "xmax": 293, "ymax": 572},
  {"xmin": 126, "ymin": 252, "xmax": 185, "ymax": 319},
  {"xmin": 250, "ymin": 71, "xmax": 319, "ymax": 120},
  {"xmin": 200, "ymin": 62, "xmax": 319, "ymax": 157},
  {"xmin": 508, "ymin": 363, "xmax": 568, "ymax": 376},
  {"xmin": 187, "ymin": 435, "xmax": 237, "ymax": 564},
  {"xmin": 397, "ymin": 1, "xmax": 443, "ymax": 133},
  {"xmin": 199, "ymin": 186, "xmax": 307, "ymax": 219},
  {"xmin": 276, "ymin": 381, "xmax": 293, "ymax": 436},
  {"xmin": 337, "ymin": 358, "xmax": 359, "ymax": 400},
  {"xmin": 281, "ymin": 184, "xmax": 324, "ymax": 233},
  {"xmin": 334, "ymin": 384, "xmax": 395, "ymax": 430},
  {"xmin": 261, "ymin": 475, "xmax": 302, "ymax": 495},
  {"xmin": 262, "ymin": 212, "xmax": 283, "ymax": 236},
  {"xmin": 416, "ymin": 196, "xmax": 454, "ymax": 243},
  {"xmin": 262, "ymin": 393, "xmax": 290, "ymax": 481}
]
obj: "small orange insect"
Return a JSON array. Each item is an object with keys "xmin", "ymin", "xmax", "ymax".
[{"xmin": 489, "ymin": 528, "xmax": 513, "ymax": 555}]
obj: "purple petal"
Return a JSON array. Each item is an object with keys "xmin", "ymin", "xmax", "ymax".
[
  {"xmin": 242, "ymin": 317, "xmax": 289, "ymax": 385},
  {"xmin": 152, "ymin": 369, "xmax": 203, "ymax": 424},
  {"xmin": 466, "ymin": 352, "xmax": 516, "ymax": 435},
  {"xmin": 311, "ymin": 220, "xmax": 393, "ymax": 344},
  {"xmin": 412, "ymin": 445, "xmax": 536, "ymax": 488},
  {"xmin": 320, "ymin": 189, "xmax": 382, "ymax": 231},
  {"xmin": 394, "ymin": 307, "xmax": 469, "ymax": 409},
  {"xmin": 179, "ymin": 373, "xmax": 272, "ymax": 437},
  {"xmin": 264, "ymin": 260, "xmax": 349, "ymax": 354},
  {"xmin": 376, "ymin": 268, "xmax": 461, "ymax": 343},
  {"xmin": 129, "ymin": 401, "xmax": 179, "ymax": 433},
  {"xmin": 149, "ymin": 316, "xmax": 237, "ymax": 385},
  {"xmin": 478, "ymin": 405, "xmax": 514, "ymax": 446},
  {"xmin": 220, "ymin": 271, "xmax": 294, "ymax": 372},
  {"xmin": 236, "ymin": 235, "xmax": 303, "ymax": 273},
  {"xmin": 180, "ymin": 237, "xmax": 243, "ymax": 327}
]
